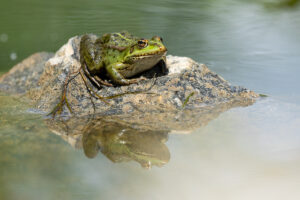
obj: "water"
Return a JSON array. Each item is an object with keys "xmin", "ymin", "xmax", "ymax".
[{"xmin": 1, "ymin": 0, "xmax": 300, "ymax": 199}]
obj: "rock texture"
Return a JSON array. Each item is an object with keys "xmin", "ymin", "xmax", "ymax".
[
  {"xmin": 0, "ymin": 36, "xmax": 258, "ymax": 118},
  {"xmin": 0, "ymin": 52, "xmax": 54, "ymax": 94}
]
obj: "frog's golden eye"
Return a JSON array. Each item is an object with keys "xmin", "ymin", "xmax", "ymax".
[{"xmin": 137, "ymin": 39, "xmax": 148, "ymax": 48}]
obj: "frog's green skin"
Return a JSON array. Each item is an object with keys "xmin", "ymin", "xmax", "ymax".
[
  {"xmin": 82, "ymin": 121, "xmax": 170, "ymax": 168},
  {"xmin": 80, "ymin": 31, "xmax": 167, "ymax": 86}
]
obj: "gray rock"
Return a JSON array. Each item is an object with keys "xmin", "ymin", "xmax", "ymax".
[
  {"xmin": 0, "ymin": 52, "xmax": 54, "ymax": 94},
  {"xmin": 0, "ymin": 36, "xmax": 258, "ymax": 118}
]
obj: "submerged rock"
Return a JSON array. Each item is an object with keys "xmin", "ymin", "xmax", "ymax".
[{"xmin": 0, "ymin": 36, "xmax": 258, "ymax": 117}]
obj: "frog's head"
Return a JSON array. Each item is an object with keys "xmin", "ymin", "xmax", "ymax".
[{"xmin": 122, "ymin": 36, "xmax": 167, "ymax": 77}]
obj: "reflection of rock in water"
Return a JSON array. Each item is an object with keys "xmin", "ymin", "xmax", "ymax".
[
  {"xmin": 47, "ymin": 117, "xmax": 170, "ymax": 168},
  {"xmin": 45, "ymin": 98, "xmax": 255, "ymax": 168}
]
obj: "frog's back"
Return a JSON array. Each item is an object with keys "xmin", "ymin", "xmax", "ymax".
[{"xmin": 107, "ymin": 31, "xmax": 138, "ymax": 47}]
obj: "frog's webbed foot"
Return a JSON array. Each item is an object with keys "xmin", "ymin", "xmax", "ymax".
[
  {"xmin": 48, "ymin": 71, "xmax": 79, "ymax": 118},
  {"xmin": 113, "ymin": 76, "xmax": 147, "ymax": 86},
  {"xmin": 94, "ymin": 76, "xmax": 113, "ymax": 87},
  {"xmin": 48, "ymin": 92, "xmax": 72, "ymax": 118},
  {"xmin": 126, "ymin": 76, "xmax": 148, "ymax": 84}
]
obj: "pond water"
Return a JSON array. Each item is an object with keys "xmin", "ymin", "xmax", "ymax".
[{"xmin": 1, "ymin": 0, "xmax": 300, "ymax": 199}]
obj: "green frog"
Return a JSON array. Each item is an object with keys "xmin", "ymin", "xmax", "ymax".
[
  {"xmin": 50, "ymin": 31, "xmax": 167, "ymax": 117},
  {"xmin": 80, "ymin": 31, "xmax": 168, "ymax": 86}
]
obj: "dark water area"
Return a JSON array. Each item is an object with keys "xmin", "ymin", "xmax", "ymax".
[{"xmin": 0, "ymin": 0, "xmax": 300, "ymax": 199}]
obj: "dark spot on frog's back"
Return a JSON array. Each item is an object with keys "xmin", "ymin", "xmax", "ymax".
[{"xmin": 113, "ymin": 33, "xmax": 119, "ymax": 38}]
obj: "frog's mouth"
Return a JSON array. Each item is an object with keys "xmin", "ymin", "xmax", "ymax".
[
  {"xmin": 128, "ymin": 45, "xmax": 167, "ymax": 59},
  {"xmin": 129, "ymin": 51, "xmax": 167, "ymax": 60}
]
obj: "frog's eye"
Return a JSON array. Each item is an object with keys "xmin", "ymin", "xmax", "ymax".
[
  {"xmin": 151, "ymin": 36, "xmax": 163, "ymax": 43},
  {"xmin": 137, "ymin": 39, "xmax": 148, "ymax": 48}
]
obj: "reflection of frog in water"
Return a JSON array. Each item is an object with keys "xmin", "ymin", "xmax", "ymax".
[{"xmin": 82, "ymin": 121, "xmax": 170, "ymax": 169}]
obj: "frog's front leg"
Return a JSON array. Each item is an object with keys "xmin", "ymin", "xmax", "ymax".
[
  {"xmin": 82, "ymin": 64, "xmax": 113, "ymax": 88},
  {"xmin": 106, "ymin": 63, "xmax": 145, "ymax": 85}
]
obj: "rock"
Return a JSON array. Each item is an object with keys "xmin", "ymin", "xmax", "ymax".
[
  {"xmin": 0, "ymin": 35, "xmax": 258, "ymax": 118},
  {"xmin": 0, "ymin": 52, "xmax": 54, "ymax": 94}
]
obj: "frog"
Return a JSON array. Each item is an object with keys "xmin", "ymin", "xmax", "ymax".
[
  {"xmin": 80, "ymin": 31, "xmax": 168, "ymax": 87},
  {"xmin": 50, "ymin": 31, "xmax": 167, "ymax": 117}
]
